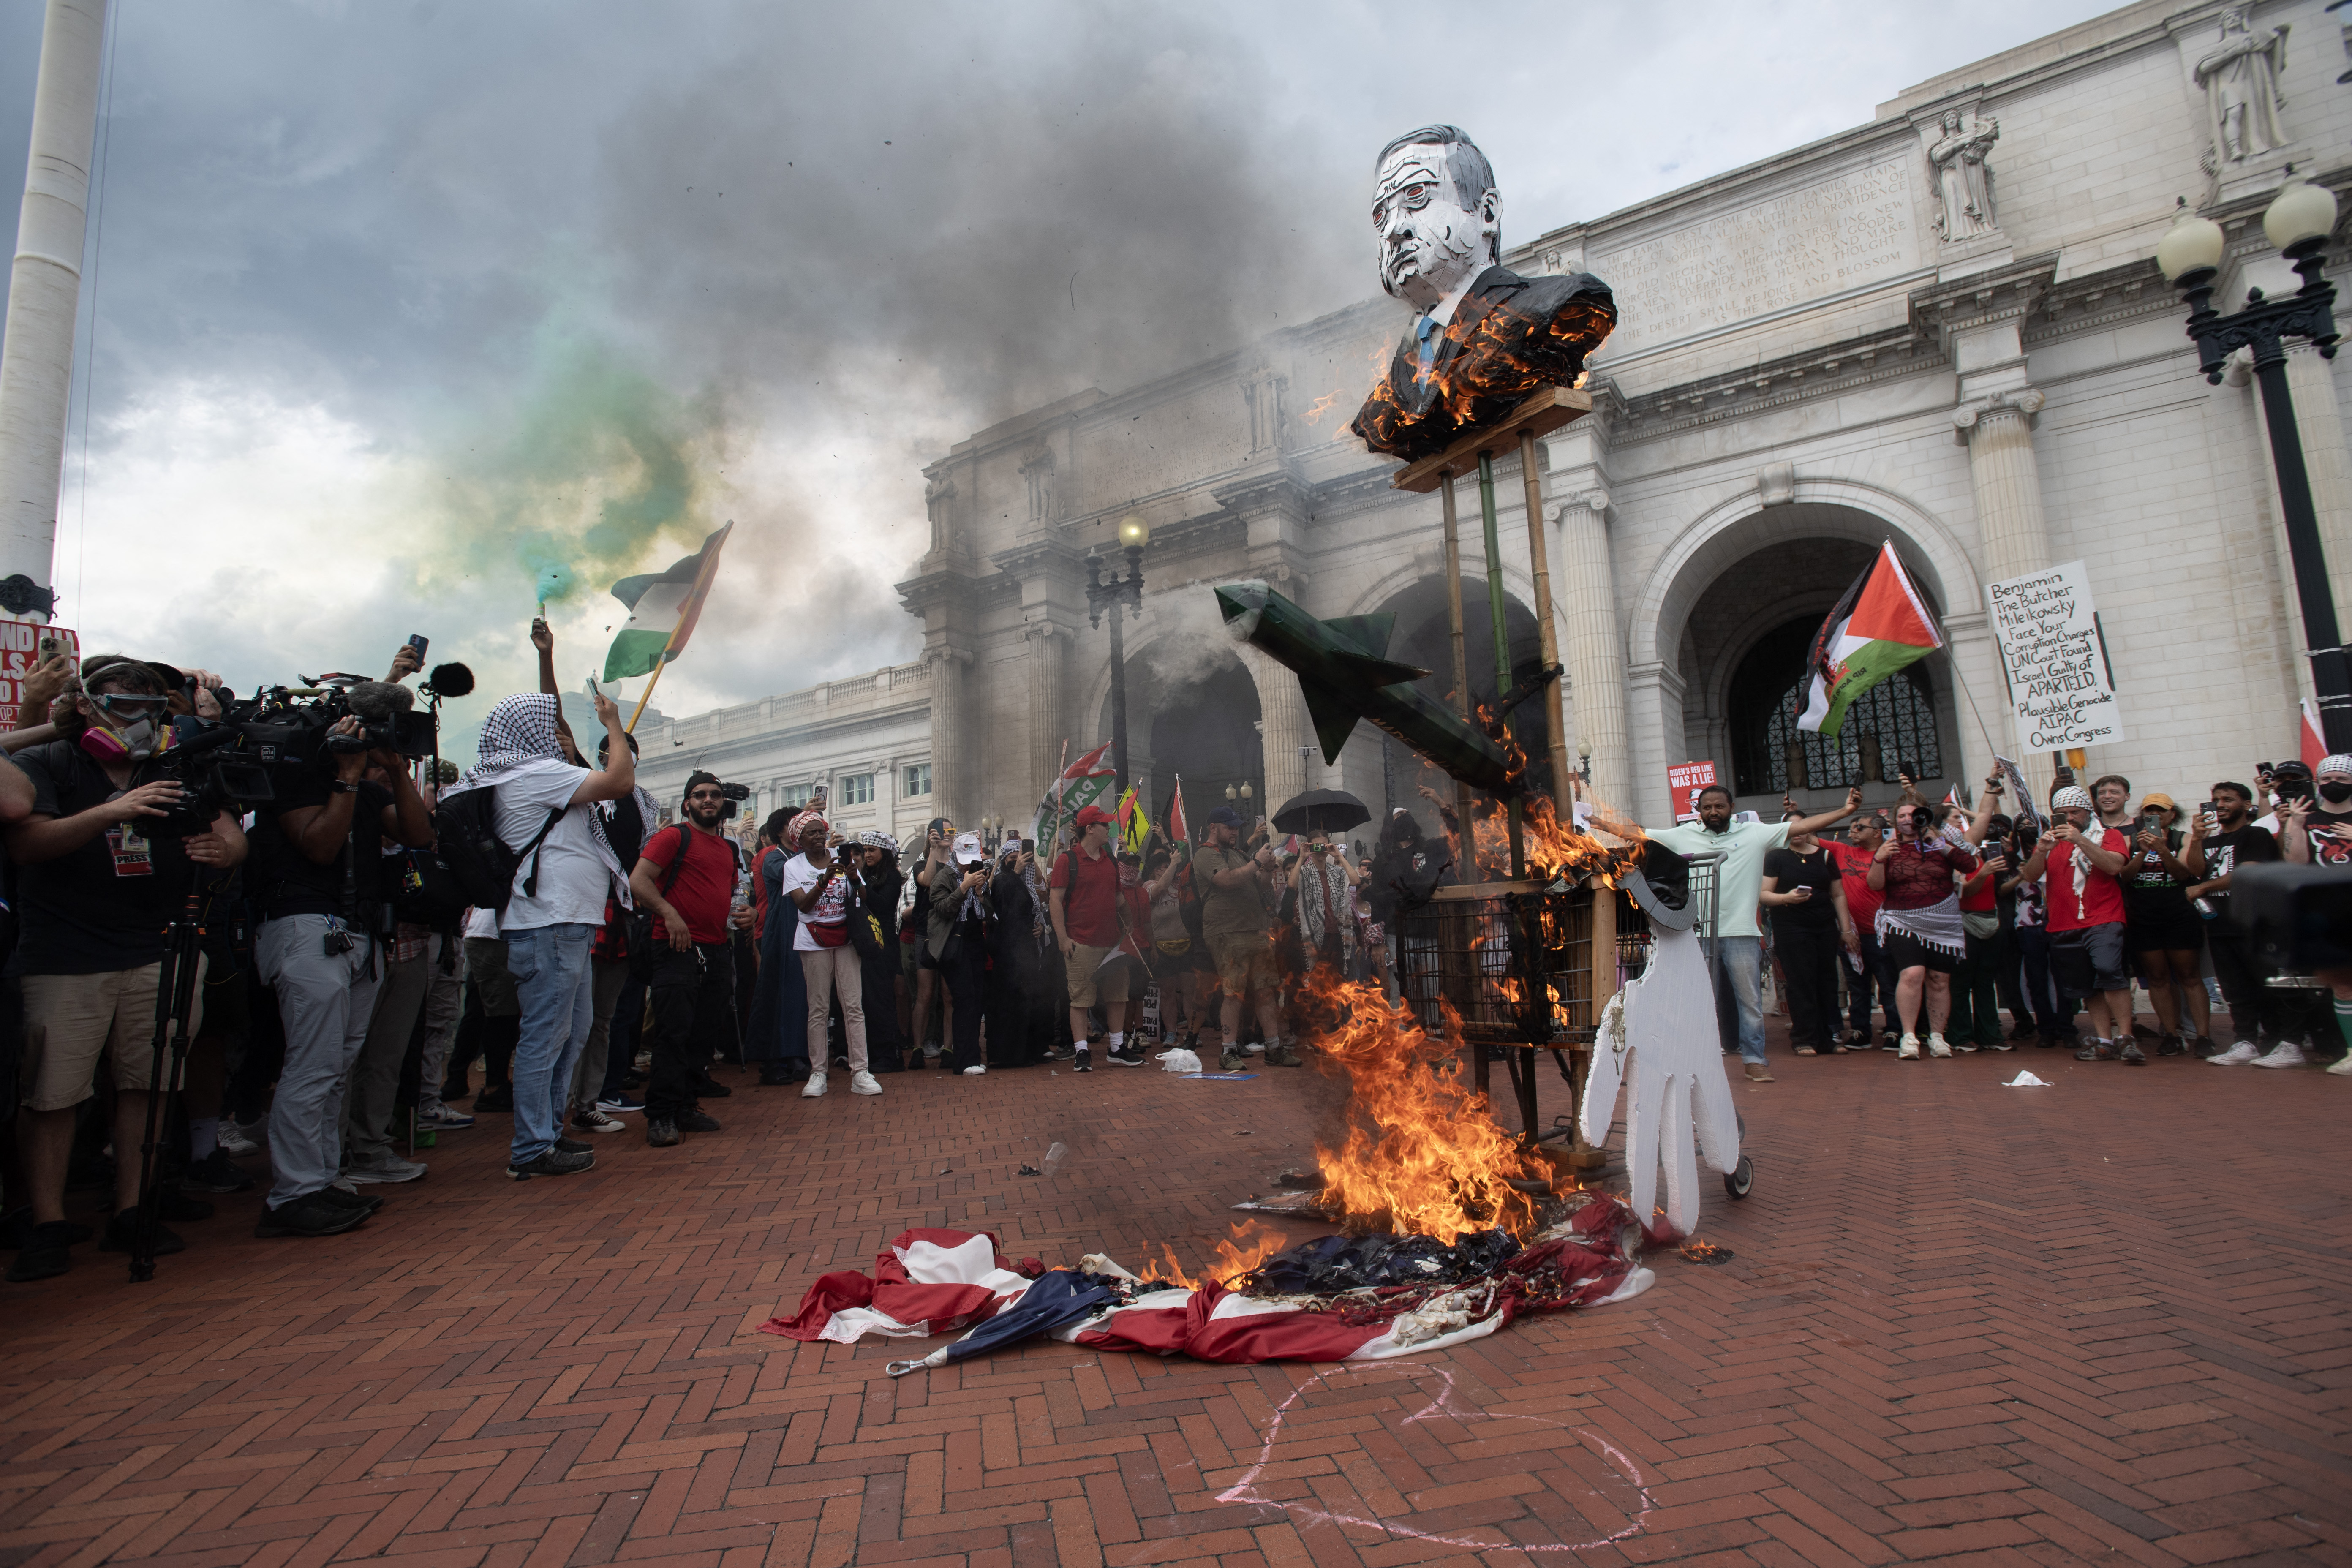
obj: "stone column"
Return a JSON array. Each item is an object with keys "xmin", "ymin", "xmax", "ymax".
[
  {"xmin": 927, "ymin": 645, "xmax": 968, "ymax": 827},
  {"xmin": 1623, "ymin": 662, "xmax": 1687, "ymax": 826},
  {"xmin": 1952, "ymin": 385, "xmax": 2050, "ymax": 793},
  {"xmin": 1240, "ymin": 644, "xmax": 1312, "ymax": 819},
  {"xmin": 1024, "ymin": 620, "xmax": 1067, "ymax": 803},
  {"xmin": 1553, "ymin": 489, "xmax": 1630, "ymax": 812},
  {"xmin": 1952, "ymin": 387, "xmax": 2051, "ymax": 584}
]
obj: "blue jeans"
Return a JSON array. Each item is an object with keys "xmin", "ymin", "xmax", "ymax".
[
  {"xmin": 505, "ymin": 923, "xmax": 596, "ymax": 1166},
  {"xmin": 1709, "ymin": 935, "xmax": 1767, "ymax": 1063}
]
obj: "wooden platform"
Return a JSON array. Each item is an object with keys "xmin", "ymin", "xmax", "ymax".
[{"xmin": 1388, "ymin": 384, "xmax": 1593, "ymax": 493}]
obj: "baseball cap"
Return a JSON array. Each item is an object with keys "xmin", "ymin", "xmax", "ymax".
[
  {"xmin": 1206, "ymin": 805, "xmax": 1243, "ymax": 828},
  {"xmin": 2139, "ymin": 792, "xmax": 2177, "ymax": 814},
  {"xmin": 953, "ymin": 831, "xmax": 985, "ymax": 865},
  {"xmin": 1074, "ymin": 803, "xmax": 1116, "ymax": 828}
]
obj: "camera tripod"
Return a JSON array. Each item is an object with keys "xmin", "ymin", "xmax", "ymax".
[{"xmin": 126, "ymin": 886, "xmax": 209, "ymax": 1283}]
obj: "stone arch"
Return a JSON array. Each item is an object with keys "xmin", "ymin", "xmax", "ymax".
[
  {"xmin": 1082, "ymin": 623, "xmax": 1265, "ymax": 816},
  {"xmin": 1626, "ymin": 476, "xmax": 1978, "ymax": 671}
]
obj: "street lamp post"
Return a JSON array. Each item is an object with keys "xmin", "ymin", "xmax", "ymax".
[
  {"xmin": 1086, "ymin": 514, "xmax": 1150, "ymax": 807},
  {"xmin": 2157, "ymin": 177, "xmax": 2352, "ymax": 750}
]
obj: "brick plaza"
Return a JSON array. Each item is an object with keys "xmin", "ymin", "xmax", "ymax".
[{"xmin": 4, "ymin": 1034, "xmax": 2349, "ymax": 1568}]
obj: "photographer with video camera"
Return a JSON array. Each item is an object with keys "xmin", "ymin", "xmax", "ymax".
[
  {"xmin": 247, "ymin": 675, "xmax": 434, "ymax": 1238},
  {"xmin": 5, "ymin": 654, "xmax": 245, "ymax": 1282},
  {"xmin": 629, "ymin": 773, "xmax": 752, "ymax": 1145}
]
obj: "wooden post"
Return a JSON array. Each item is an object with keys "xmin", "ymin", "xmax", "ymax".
[
  {"xmin": 1519, "ymin": 427, "xmax": 1575, "ymax": 802},
  {"xmin": 1439, "ymin": 469, "xmax": 1487, "ymax": 1099}
]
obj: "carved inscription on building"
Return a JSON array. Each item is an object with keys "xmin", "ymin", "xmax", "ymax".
[{"xmin": 1590, "ymin": 159, "xmax": 1919, "ymax": 357}]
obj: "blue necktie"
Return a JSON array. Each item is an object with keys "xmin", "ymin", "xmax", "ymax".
[{"xmin": 1414, "ymin": 314, "xmax": 1442, "ymax": 386}]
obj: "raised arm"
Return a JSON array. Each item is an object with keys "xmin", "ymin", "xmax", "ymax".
[{"xmin": 1789, "ymin": 786, "xmax": 1865, "ymax": 839}]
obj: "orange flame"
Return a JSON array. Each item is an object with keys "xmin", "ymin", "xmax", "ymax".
[
  {"xmin": 1134, "ymin": 1220, "xmax": 1290, "ymax": 1290},
  {"xmin": 1292, "ymin": 972, "xmax": 1542, "ymax": 1244},
  {"xmin": 1300, "ymin": 390, "xmax": 1341, "ymax": 426}
]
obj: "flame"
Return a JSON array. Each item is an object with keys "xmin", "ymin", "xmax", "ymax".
[
  {"xmin": 1291, "ymin": 972, "xmax": 1543, "ymax": 1244},
  {"xmin": 1135, "ymin": 1220, "xmax": 1290, "ymax": 1290},
  {"xmin": 1300, "ymin": 390, "xmax": 1341, "ymax": 426},
  {"xmin": 1443, "ymin": 699, "xmax": 1644, "ymax": 886}
]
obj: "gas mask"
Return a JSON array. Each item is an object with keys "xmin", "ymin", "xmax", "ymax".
[{"xmin": 79, "ymin": 694, "xmax": 169, "ymax": 763}]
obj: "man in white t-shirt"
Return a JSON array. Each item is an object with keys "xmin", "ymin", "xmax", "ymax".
[
  {"xmin": 1619, "ymin": 783, "xmax": 1862, "ymax": 1082},
  {"xmin": 446, "ymin": 690, "xmax": 639, "ymax": 1179}
]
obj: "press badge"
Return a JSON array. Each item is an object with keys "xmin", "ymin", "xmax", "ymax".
[{"xmin": 107, "ymin": 824, "xmax": 155, "ymax": 877}]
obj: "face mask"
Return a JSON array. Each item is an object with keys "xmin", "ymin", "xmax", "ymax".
[
  {"xmin": 2321, "ymin": 781, "xmax": 2352, "ymax": 805},
  {"xmin": 79, "ymin": 716, "xmax": 161, "ymax": 763}
]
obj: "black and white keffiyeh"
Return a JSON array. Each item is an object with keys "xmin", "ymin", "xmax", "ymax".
[{"xmin": 444, "ymin": 693, "xmax": 629, "ymax": 896}]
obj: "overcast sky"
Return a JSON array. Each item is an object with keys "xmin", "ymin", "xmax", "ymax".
[{"xmin": 0, "ymin": 0, "xmax": 2124, "ymax": 745}]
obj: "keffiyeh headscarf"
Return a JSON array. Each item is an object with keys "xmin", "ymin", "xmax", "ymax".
[
  {"xmin": 788, "ymin": 808, "xmax": 830, "ymax": 849},
  {"xmin": 2320, "ymin": 753, "xmax": 2352, "ymax": 778},
  {"xmin": 2051, "ymin": 785, "xmax": 2093, "ymax": 813}
]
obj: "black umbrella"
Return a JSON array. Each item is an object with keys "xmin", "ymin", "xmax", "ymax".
[{"xmin": 1272, "ymin": 789, "xmax": 1372, "ymax": 836}]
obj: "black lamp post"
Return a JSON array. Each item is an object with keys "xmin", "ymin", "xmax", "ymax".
[
  {"xmin": 1086, "ymin": 514, "xmax": 1150, "ymax": 805},
  {"xmin": 2158, "ymin": 178, "xmax": 2351, "ymax": 750}
]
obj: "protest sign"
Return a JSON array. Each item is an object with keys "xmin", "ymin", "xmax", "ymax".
[
  {"xmin": 0, "ymin": 623, "xmax": 77, "ymax": 732},
  {"xmin": 1985, "ymin": 562, "xmax": 2126, "ymax": 754},
  {"xmin": 1666, "ymin": 760, "xmax": 1718, "ymax": 823}
]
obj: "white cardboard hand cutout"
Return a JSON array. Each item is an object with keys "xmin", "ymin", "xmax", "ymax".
[{"xmin": 1579, "ymin": 925, "xmax": 1740, "ymax": 1235}]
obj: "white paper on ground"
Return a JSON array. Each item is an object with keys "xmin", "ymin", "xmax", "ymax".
[{"xmin": 2004, "ymin": 1070, "xmax": 2051, "ymax": 1087}]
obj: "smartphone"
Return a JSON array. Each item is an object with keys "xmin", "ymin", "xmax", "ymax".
[
  {"xmin": 406, "ymin": 633, "xmax": 429, "ymax": 662},
  {"xmin": 2140, "ymin": 811, "xmax": 2164, "ymax": 837},
  {"xmin": 37, "ymin": 635, "xmax": 61, "ymax": 659},
  {"xmin": 586, "ymin": 675, "xmax": 601, "ymax": 700}
]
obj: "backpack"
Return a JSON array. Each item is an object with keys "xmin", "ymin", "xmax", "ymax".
[
  {"xmin": 387, "ymin": 843, "xmax": 471, "ymax": 928},
  {"xmin": 627, "ymin": 823, "xmax": 695, "ymax": 981},
  {"xmin": 431, "ymin": 789, "xmax": 564, "ymax": 915}
]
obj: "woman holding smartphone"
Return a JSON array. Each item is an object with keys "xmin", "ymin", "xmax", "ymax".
[{"xmin": 1866, "ymin": 791, "xmax": 1993, "ymax": 1059}]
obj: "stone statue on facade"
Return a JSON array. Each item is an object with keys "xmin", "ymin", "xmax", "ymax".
[
  {"xmin": 1927, "ymin": 109, "xmax": 2000, "ymax": 241},
  {"xmin": 1351, "ymin": 125, "xmax": 1615, "ymax": 464},
  {"xmin": 2196, "ymin": 7, "xmax": 2290, "ymax": 164}
]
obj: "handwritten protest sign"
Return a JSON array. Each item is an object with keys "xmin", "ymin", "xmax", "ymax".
[
  {"xmin": 1985, "ymin": 563, "xmax": 2126, "ymax": 754},
  {"xmin": 0, "ymin": 623, "xmax": 77, "ymax": 732}
]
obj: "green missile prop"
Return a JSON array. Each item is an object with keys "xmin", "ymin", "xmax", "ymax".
[{"xmin": 1213, "ymin": 579, "xmax": 1521, "ymax": 797}]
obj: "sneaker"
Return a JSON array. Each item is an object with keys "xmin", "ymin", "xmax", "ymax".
[
  {"xmin": 2119, "ymin": 1040, "xmax": 2148, "ymax": 1065},
  {"xmin": 2192, "ymin": 1035, "xmax": 2219, "ymax": 1056},
  {"xmin": 849, "ymin": 1071, "xmax": 882, "ymax": 1096},
  {"xmin": 1108, "ymin": 1044, "xmax": 1147, "ymax": 1067},
  {"xmin": 506, "ymin": 1148, "xmax": 594, "ymax": 1179},
  {"xmin": 1045, "ymin": 1045, "xmax": 1075, "ymax": 1062},
  {"xmin": 596, "ymin": 1093, "xmax": 647, "ymax": 1114},
  {"xmin": 572, "ymin": 1107, "xmax": 625, "ymax": 1135},
  {"xmin": 2157, "ymin": 1034, "xmax": 2187, "ymax": 1058},
  {"xmin": 961, "ymin": 1064, "xmax": 987, "ymax": 1075},
  {"xmin": 2009, "ymin": 1020, "xmax": 2037, "ymax": 1041},
  {"xmin": 801, "ymin": 1073, "xmax": 828, "ymax": 1099},
  {"xmin": 692, "ymin": 1076, "xmax": 732, "ymax": 1099},
  {"xmin": 98, "ymin": 1209, "xmax": 185, "ymax": 1256},
  {"xmin": 316, "ymin": 1184, "xmax": 384, "ymax": 1214},
  {"xmin": 2075, "ymin": 1038, "xmax": 2116, "ymax": 1061},
  {"xmin": 1741, "ymin": 1061, "xmax": 1775, "ymax": 1082},
  {"xmin": 472, "ymin": 1085, "xmax": 514, "ymax": 1112},
  {"xmin": 255, "ymin": 1191, "xmax": 370, "ymax": 1238},
  {"xmin": 646, "ymin": 1117, "xmax": 680, "ymax": 1147},
  {"xmin": 2208, "ymin": 1040, "xmax": 2262, "ymax": 1065},
  {"xmin": 2251, "ymin": 1042, "xmax": 2308, "ymax": 1069},
  {"xmin": 922, "ymin": 1041, "xmax": 942, "ymax": 1060},
  {"xmin": 5, "ymin": 1220, "xmax": 82, "ymax": 1281},
  {"xmin": 1989, "ymin": 1039, "xmax": 2015, "ymax": 1052},
  {"xmin": 2327, "ymin": 1054, "xmax": 2352, "ymax": 1077},
  {"xmin": 1265, "ymin": 1042, "xmax": 1302, "ymax": 1067},
  {"xmin": 1219, "ymin": 1046, "xmax": 1247, "ymax": 1072},
  {"xmin": 757, "ymin": 1064, "xmax": 794, "ymax": 1086},
  {"xmin": 1927, "ymin": 1034, "xmax": 1953, "ymax": 1059},
  {"xmin": 345, "ymin": 1152, "xmax": 427, "ymax": 1185},
  {"xmin": 182, "ymin": 1148, "xmax": 256, "ymax": 1194},
  {"xmin": 1243, "ymin": 1042, "xmax": 1266, "ymax": 1055},
  {"xmin": 417, "ymin": 1103, "xmax": 476, "ymax": 1130},
  {"xmin": 1880, "ymin": 1034, "xmax": 1899, "ymax": 1052},
  {"xmin": 1073, "ymin": 1046, "xmax": 1094, "ymax": 1073},
  {"xmin": 1897, "ymin": 1034, "xmax": 1921, "ymax": 1060},
  {"xmin": 677, "ymin": 1108, "xmax": 722, "ymax": 1132},
  {"xmin": 217, "ymin": 1118, "xmax": 263, "ymax": 1156}
]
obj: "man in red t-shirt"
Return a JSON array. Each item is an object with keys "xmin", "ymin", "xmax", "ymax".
[
  {"xmin": 1825, "ymin": 813, "xmax": 1895, "ymax": 1045},
  {"xmin": 1048, "ymin": 804, "xmax": 1133, "ymax": 1070},
  {"xmin": 629, "ymin": 773, "xmax": 752, "ymax": 1143},
  {"xmin": 2015, "ymin": 784, "xmax": 2137, "ymax": 1062}
]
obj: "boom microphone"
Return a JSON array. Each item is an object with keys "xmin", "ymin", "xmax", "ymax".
[
  {"xmin": 346, "ymin": 681, "xmax": 415, "ymax": 722},
  {"xmin": 426, "ymin": 662, "xmax": 475, "ymax": 698}
]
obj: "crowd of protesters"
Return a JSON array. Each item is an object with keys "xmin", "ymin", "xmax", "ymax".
[
  {"xmin": 1646, "ymin": 761, "xmax": 2352, "ymax": 1078},
  {"xmin": 3, "ymin": 609, "xmax": 2344, "ymax": 1286},
  {"xmin": 0, "ymin": 622, "xmax": 1416, "ymax": 1284}
]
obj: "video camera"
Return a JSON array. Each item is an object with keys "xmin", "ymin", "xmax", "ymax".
[
  {"xmin": 2230, "ymin": 863, "xmax": 2352, "ymax": 980},
  {"xmin": 142, "ymin": 677, "xmax": 438, "ymax": 840}
]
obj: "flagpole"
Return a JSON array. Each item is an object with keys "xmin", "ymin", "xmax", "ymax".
[{"xmin": 626, "ymin": 657, "xmax": 668, "ymax": 735}]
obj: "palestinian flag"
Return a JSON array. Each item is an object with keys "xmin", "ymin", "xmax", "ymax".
[
  {"xmin": 2302, "ymin": 698, "xmax": 2328, "ymax": 773},
  {"xmin": 1795, "ymin": 542, "xmax": 1943, "ymax": 740},
  {"xmin": 602, "ymin": 522, "xmax": 734, "ymax": 681},
  {"xmin": 1167, "ymin": 776, "xmax": 1190, "ymax": 846},
  {"xmin": 1033, "ymin": 740, "xmax": 1115, "ymax": 855}
]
